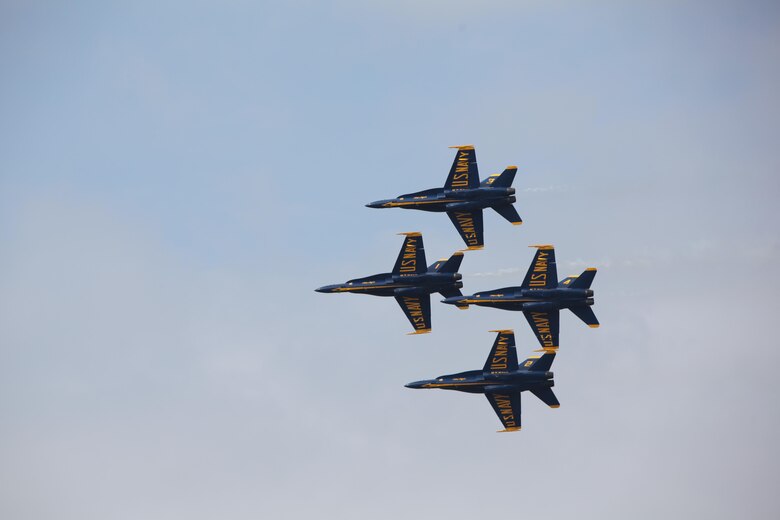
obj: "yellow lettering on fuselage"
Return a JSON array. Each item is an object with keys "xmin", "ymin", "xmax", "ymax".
[
  {"xmin": 494, "ymin": 394, "xmax": 517, "ymax": 427},
  {"xmin": 530, "ymin": 311, "xmax": 554, "ymax": 347},
  {"xmin": 403, "ymin": 296, "xmax": 427, "ymax": 329},
  {"xmin": 399, "ymin": 238, "xmax": 418, "ymax": 274},
  {"xmin": 529, "ymin": 250, "xmax": 549, "ymax": 287},
  {"xmin": 490, "ymin": 335, "xmax": 510, "ymax": 371},
  {"xmin": 454, "ymin": 211, "xmax": 479, "ymax": 246}
]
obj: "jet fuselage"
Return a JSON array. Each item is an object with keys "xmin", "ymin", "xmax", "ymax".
[
  {"xmin": 406, "ymin": 368, "xmax": 554, "ymax": 395},
  {"xmin": 443, "ymin": 287, "xmax": 594, "ymax": 311},
  {"xmin": 317, "ymin": 272, "xmax": 462, "ymax": 297},
  {"xmin": 367, "ymin": 186, "xmax": 516, "ymax": 213}
]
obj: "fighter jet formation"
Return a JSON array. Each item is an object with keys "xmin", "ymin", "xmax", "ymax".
[{"xmin": 317, "ymin": 145, "xmax": 599, "ymax": 432}]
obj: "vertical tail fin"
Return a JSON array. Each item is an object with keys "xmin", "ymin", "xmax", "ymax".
[
  {"xmin": 481, "ymin": 166, "xmax": 517, "ymax": 188},
  {"xmin": 519, "ymin": 351, "xmax": 556, "ymax": 372},
  {"xmin": 570, "ymin": 268, "xmax": 596, "ymax": 289},
  {"xmin": 430, "ymin": 251, "xmax": 464, "ymax": 274}
]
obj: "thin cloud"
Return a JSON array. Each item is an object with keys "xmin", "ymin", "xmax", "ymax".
[
  {"xmin": 522, "ymin": 184, "xmax": 575, "ymax": 193},
  {"xmin": 469, "ymin": 267, "xmax": 523, "ymax": 277}
]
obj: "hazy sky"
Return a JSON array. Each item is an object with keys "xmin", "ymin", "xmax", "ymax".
[{"xmin": 2, "ymin": 1, "xmax": 779, "ymax": 519}]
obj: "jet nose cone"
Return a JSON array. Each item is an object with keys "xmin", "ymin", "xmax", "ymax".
[
  {"xmin": 405, "ymin": 380, "xmax": 429, "ymax": 389},
  {"xmin": 315, "ymin": 284, "xmax": 339, "ymax": 293},
  {"xmin": 365, "ymin": 200, "xmax": 385, "ymax": 209},
  {"xmin": 441, "ymin": 296, "xmax": 465, "ymax": 305}
]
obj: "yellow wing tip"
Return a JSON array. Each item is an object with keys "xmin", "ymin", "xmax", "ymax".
[
  {"xmin": 407, "ymin": 329, "xmax": 432, "ymax": 335},
  {"xmin": 534, "ymin": 347, "xmax": 559, "ymax": 352},
  {"xmin": 529, "ymin": 244, "xmax": 554, "ymax": 250},
  {"xmin": 589, "ymin": 324, "xmax": 600, "ymax": 328},
  {"xmin": 489, "ymin": 329, "xmax": 514, "ymax": 334},
  {"xmin": 465, "ymin": 245, "xmax": 484, "ymax": 251},
  {"xmin": 451, "ymin": 251, "xmax": 464, "ymax": 256},
  {"xmin": 585, "ymin": 267, "xmax": 597, "ymax": 271},
  {"xmin": 506, "ymin": 165, "xmax": 518, "ymax": 169},
  {"xmin": 448, "ymin": 144, "xmax": 475, "ymax": 150},
  {"xmin": 511, "ymin": 222, "xmax": 523, "ymax": 226},
  {"xmin": 550, "ymin": 405, "xmax": 561, "ymax": 408},
  {"xmin": 497, "ymin": 427, "xmax": 522, "ymax": 433},
  {"xmin": 456, "ymin": 305, "xmax": 470, "ymax": 310},
  {"xmin": 397, "ymin": 232, "xmax": 422, "ymax": 237}
]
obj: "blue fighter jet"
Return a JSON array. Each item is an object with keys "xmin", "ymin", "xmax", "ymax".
[
  {"xmin": 442, "ymin": 245, "xmax": 598, "ymax": 349},
  {"xmin": 366, "ymin": 145, "xmax": 522, "ymax": 250},
  {"xmin": 315, "ymin": 233, "xmax": 464, "ymax": 334},
  {"xmin": 406, "ymin": 330, "xmax": 559, "ymax": 432}
]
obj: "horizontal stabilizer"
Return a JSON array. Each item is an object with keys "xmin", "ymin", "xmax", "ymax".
[
  {"xmin": 481, "ymin": 166, "xmax": 517, "ymax": 188},
  {"xmin": 519, "ymin": 351, "xmax": 556, "ymax": 372},
  {"xmin": 530, "ymin": 387, "xmax": 560, "ymax": 408},
  {"xmin": 438, "ymin": 287, "xmax": 463, "ymax": 300},
  {"xmin": 493, "ymin": 204, "xmax": 522, "ymax": 226},
  {"xmin": 570, "ymin": 268, "xmax": 596, "ymax": 289},
  {"xmin": 569, "ymin": 305, "xmax": 599, "ymax": 328}
]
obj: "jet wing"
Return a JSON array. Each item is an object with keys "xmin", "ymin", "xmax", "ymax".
[
  {"xmin": 447, "ymin": 209, "xmax": 484, "ymax": 250},
  {"xmin": 395, "ymin": 293, "xmax": 431, "ymax": 334},
  {"xmin": 445, "ymin": 145, "xmax": 479, "ymax": 190},
  {"xmin": 392, "ymin": 232, "xmax": 427, "ymax": 276},
  {"xmin": 483, "ymin": 330, "xmax": 519, "ymax": 374},
  {"xmin": 523, "ymin": 308, "xmax": 560, "ymax": 350},
  {"xmin": 520, "ymin": 245, "xmax": 558, "ymax": 289},
  {"xmin": 485, "ymin": 391, "xmax": 522, "ymax": 432}
]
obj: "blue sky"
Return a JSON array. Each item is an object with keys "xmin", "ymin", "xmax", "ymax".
[{"xmin": 2, "ymin": 1, "xmax": 779, "ymax": 519}]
